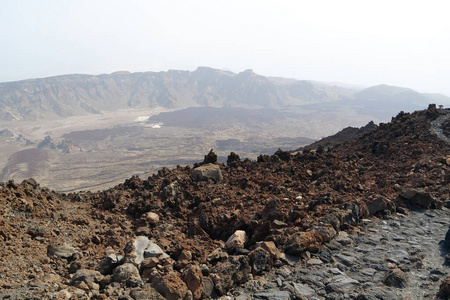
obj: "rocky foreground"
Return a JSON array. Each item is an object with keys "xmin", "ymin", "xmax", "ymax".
[{"xmin": 0, "ymin": 105, "xmax": 450, "ymax": 299}]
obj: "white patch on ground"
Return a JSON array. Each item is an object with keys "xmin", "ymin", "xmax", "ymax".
[{"xmin": 134, "ymin": 116, "xmax": 150, "ymax": 123}]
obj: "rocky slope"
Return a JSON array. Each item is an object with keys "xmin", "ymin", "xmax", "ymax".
[{"xmin": 0, "ymin": 105, "xmax": 449, "ymax": 299}]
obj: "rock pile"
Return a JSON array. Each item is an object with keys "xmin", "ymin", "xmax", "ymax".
[{"xmin": 0, "ymin": 106, "xmax": 449, "ymax": 299}]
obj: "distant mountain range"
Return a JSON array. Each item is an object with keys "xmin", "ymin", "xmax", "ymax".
[{"xmin": 1, "ymin": 67, "xmax": 448, "ymax": 121}]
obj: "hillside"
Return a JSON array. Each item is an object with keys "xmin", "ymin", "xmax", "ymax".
[
  {"xmin": 0, "ymin": 68, "xmax": 352, "ymax": 122},
  {"xmin": 1, "ymin": 68, "xmax": 448, "ymax": 122},
  {"xmin": 1, "ymin": 105, "xmax": 449, "ymax": 299}
]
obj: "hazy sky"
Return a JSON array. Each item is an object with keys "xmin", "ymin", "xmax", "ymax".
[{"xmin": 1, "ymin": 0, "xmax": 449, "ymax": 95}]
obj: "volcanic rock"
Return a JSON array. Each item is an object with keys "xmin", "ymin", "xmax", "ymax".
[
  {"xmin": 182, "ymin": 264, "xmax": 203, "ymax": 300},
  {"xmin": 225, "ymin": 230, "xmax": 247, "ymax": 252},
  {"xmin": 152, "ymin": 272, "xmax": 189, "ymax": 300},
  {"xmin": 112, "ymin": 263, "xmax": 142, "ymax": 287},
  {"xmin": 191, "ymin": 163, "xmax": 223, "ymax": 182}
]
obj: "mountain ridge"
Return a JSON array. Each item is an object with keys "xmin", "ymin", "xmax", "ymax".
[{"xmin": 1, "ymin": 67, "xmax": 448, "ymax": 122}]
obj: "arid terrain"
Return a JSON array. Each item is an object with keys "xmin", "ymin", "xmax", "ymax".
[
  {"xmin": 0, "ymin": 105, "xmax": 449, "ymax": 299},
  {"xmin": 2, "ymin": 68, "xmax": 449, "ymax": 192}
]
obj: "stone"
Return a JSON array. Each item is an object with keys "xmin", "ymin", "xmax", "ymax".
[
  {"xmin": 249, "ymin": 248, "xmax": 272, "ymax": 275},
  {"xmin": 366, "ymin": 196, "xmax": 395, "ymax": 215},
  {"xmin": 292, "ymin": 282, "xmax": 315, "ymax": 297},
  {"xmin": 135, "ymin": 226, "xmax": 151, "ymax": 236},
  {"xmin": 225, "ymin": 230, "xmax": 247, "ymax": 252},
  {"xmin": 335, "ymin": 253, "xmax": 358, "ymax": 267},
  {"xmin": 207, "ymin": 248, "xmax": 228, "ymax": 263},
  {"xmin": 182, "ymin": 264, "xmax": 203, "ymax": 300},
  {"xmin": 227, "ymin": 152, "xmax": 240, "ymax": 166},
  {"xmin": 113, "ymin": 263, "xmax": 142, "ymax": 287},
  {"xmin": 125, "ymin": 236, "xmax": 169, "ymax": 266},
  {"xmin": 27, "ymin": 226, "xmax": 46, "ymax": 238},
  {"xmin": 284, "ymin": 230, "xmax": 321, "ymax": 255},
  {"xmin": 204, "ymin": 149, "xmax": 217, "ymax": 164},
  {"xmin": 211, "ymin": 256, "xmax": 252, "ymax": 295},
  {"xmin": 201, "ymin": 276, "xmax": 215, "ymax": 299},
  {"xmin": 384, "ymin": 268, "xmax": 408, "ymax": 288},
  {"xmin": 440, "ymin": 275, "xmax": 450, "ymax": 297},
  {"xmin": 258, "ymin": 241, "xmax": 281, "ymax": 260},
  {"xmin": 356, "ymin": 287, "xmax": 400, "ymax": 300},
  {"xmin": 252, "ymin": 290, "xmax": 290, "ymax": 300},
  {"xmin": 47, "ymin": 243, "xmax": 82, "ymax": 259},
  {"xmin": 326, "ymin": 275, "xmax": 360, "ymax": 293},
  {"xmin": 400, "ymin": 189, "xmax": 435, "ymax": 208},
  {"xmin": 129, "ymin": 286, "xmax": 165, "ymax": 300},
  {"xmin": 98, "ymin": 254, "xmax": 123, "ymax": 275},
  {"xmin": 191, "ymin": 163, "xmax": 223, "ymax": 182},
  {"xmin": 152, "ymin": 272, "xmax": 189, "ymax": 300},
  {"xmin": 70, "ymin": 269, "xmax": 104, "ymax": 285},
  {"xmin": 145, "ymin": 212, "xmax": 160, "ymax": 225},
  {"xmin": 307, "ymin": 258, "xmax": 323, "ymax": 266}
]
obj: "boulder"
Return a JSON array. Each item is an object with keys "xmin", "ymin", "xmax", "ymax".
[
  {"xmin": 182, "ymin": 264, "xmax": 203, "ymax": 300},
  {"xmin": 284, "ymin": 230, "xmax": 322, "ymax": 255},
  {"xmin": 47, "ymin": 243, "xmax": 82, "ymax": 259},
  {"xmin": 249, "ymin": 248, "xmax": 272, "ymax": 275},
  {"xmin": 211, "ymin": 256, "xmax": 252, "ymax": 296},
  {"xmin": 145, "ymin": 212, "xmax": 160, "ymax": 226},
  {"xmin": 152, "ymin": 272, "xmax": 189, "ymax": 300},
  {"xmin": 70, "ymin": 269, "xmax": 104, "ymax": 286},
  {"xmin": 112, "ymin": 263, "xmax": 142, "ymax": 287},
  {"xmin": 400, "ymin": 189, "xmax": 436, "ymax": 208},
  {"xmin": 97, "ymin": 253, "xmax": 123, "ymax": 275},
  {"xmin": 191, "ymin": 164, "xmax": 223, "ymax": 182},
  {"xmin": 366, "ymin": 196, "xmax": 395, "ymax": 215},
  {"xmin": 225, "ymin": 230, "xmax": 247, "ymax": 252},
  {"xmin": 384, "ymin": 268, "xmax": 408, "ymax": 288},
  {"xmin": 125, "ymin": 236, "xmax": 169, "ymax": 266}
]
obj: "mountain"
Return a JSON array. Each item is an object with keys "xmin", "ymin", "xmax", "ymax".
[
  {"xmin": 0, "ymin": 105, "xmax": 449, "ymax": 299},
  {"xmin": 2, "ymin": 67, "xmax": 448, "ymax": 122}
]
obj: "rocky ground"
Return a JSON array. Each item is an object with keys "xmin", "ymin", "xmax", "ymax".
[{"xmin": 0, "ymin": 105, "xmax": 449, "ymax": 299}]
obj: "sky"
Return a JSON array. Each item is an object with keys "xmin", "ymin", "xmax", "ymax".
[{"xmin": 1, "ymin": 0, "xmax": 449, "ymax": 96}]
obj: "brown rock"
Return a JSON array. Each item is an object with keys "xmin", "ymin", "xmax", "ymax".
[
  {"xmin": 258, "ymin": 241, "xmax": 281, "ymax": 261},
  {"xmin": 440, "ymin": 275, "xmax": 450, "ymax": 297},
  {"xmin": 366, "ymin": 195, "xmax": 395, "ymax": 215},
  {"xmin": 384, "ymin": 268, "xmax": 408, "ymax": 288},
  {"xmin": 284, "ymin": 230, "xmax": 321, "ymax": 255},
  {"xmin": 182, "ymin": 264, "xmax": 203, "ymax": 300},
  {"xmin": 145, "ymin": 212, "xmax": 160, "ymax": 226},
  {"xmin": 152, "ymin": 272, "xmax": 189, "ymax": 300}
]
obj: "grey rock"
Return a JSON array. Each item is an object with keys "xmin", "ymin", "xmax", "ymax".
[
  {"xmin": 292, "ymin": 282, "xmax": 315, "ymax": 297},
  {"xmin": 113, "ymin": 263, "xmax": 142, "ymax": 287},
  {"xmin": 191, "ymin": 163, "xmax": 223, "ymax": 182},
  {"xmin": 125, "ymin": 236, "xmax": 169, "ymax": 266},
  {"xmin": 47, "ymin": 243, "xmax": 82, "ymax": 259},
  {"xmin": 335, "ymin": 254, "xmax": 358, "ymax": 266},
  {"xmin": 70, "ymin": 269, "xmax": 104, "ymax": 285},
  {"xmin": 326, "ymin": 275, "xmax": 359, "ymax": 293},
  {"xmin": 252, "ymin": 290, "xmax": 290, "ymax": 300}
]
